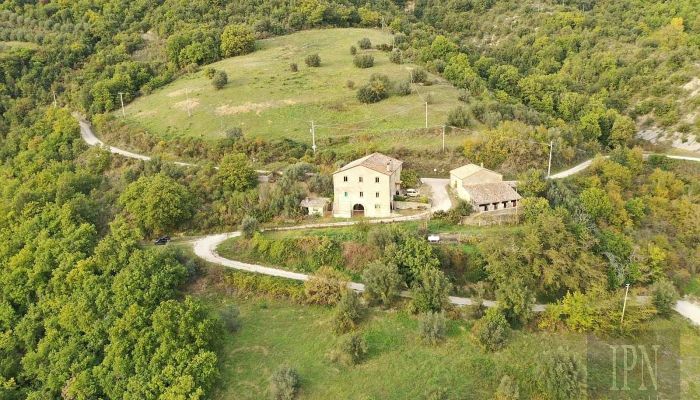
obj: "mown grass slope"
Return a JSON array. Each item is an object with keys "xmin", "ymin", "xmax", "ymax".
[{"xmin": 122, "ymin": 28, "xmax": 464, "ymax": 152}]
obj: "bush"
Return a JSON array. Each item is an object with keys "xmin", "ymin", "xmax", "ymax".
[
  {"xmin": 651, "ymin": 279, "xmax": 679, "ymax": 317},
  {"xmin": 220, "ymin": 24, "xmax": 256, "ymax": 57},
  {"xmin": 212, "ymin": 70, "xmax": 228, "ymax": 90},
  {"xmin": 410, "ymin": 268, "xmax": 452, "ymax": 313},
  {"xmin": 394, "ymin": 80, "xmax": 411, "ymax": 96},
  {"xmin": 289, "ymin": 63, "xmax": 298, "ymax": 72},
  {"xmin": 219, "ymin": 303, "xmax": 240, "ymax": 332},
  {"xmin": 471, "ymin": 307, "xmax": 510, "ymax": 352},
  {"xmin": 362, "ymin": 260, "xmax": 403, "ymax": 307},
  {"xmin": 304, "ymin": 266, "xmax": 347, "ymax": 305},
  {"xmin": 329, "ymin": 333, "xmax": 367, "ymax": 366},
  {"xmin": 411, "ymin": 68, "xmax": 428, "ymax": 83},
  {"xmin": 537, "ymin": 348, "xmax": 586, "ymax": 400},
  {"xmin": 240, "ymin": 215, "xmax": 260, "ymax": 239},
  {"xmin": 353, "ymin": 54, "xmax": 374, "ymax": 68},
  {"xmin": 305, "ymin": 53, "xmax": 321, "ymax": 67},
  {"xmin": 350, "ymin": 45, "xmax": 357, "ymax": 55},
  {"xmin": 357, "ymin": 74, "xmax": 391, "ymax": 104},
  {"xmin": 332, "ymin": 289, "xmax": 362, "ymax": 334},
  {"xmin": 358, "ymin": 37, "xmax": 372, "ymax": 49},
  {"xmin": 270, "ymin": 366, "xmax": 300, "ymax": 400},
  {"xmin": 418, "ymin": 311, "xmax": 446, "ymax": 345},
  {"xmin": 346, "ymin": 80, "xmax": 355, "ymax": 89},
  {"xmin": 447, "ymin": 106, "xmax": 472, "ymax": 128},
  {"xmin": 225, "ymin": 127, "xmax": 243, "ymax": 140},
  {"xmin": 494, "ymin": 375, "xmax": 520, "ymax": 400},
  {"xmin": 204, "ymin": 67, "xmax": 216, "ymax": 79},
  {"xmin": 389, "ymin": 49, "xmax": 402, "ymax": 64}
]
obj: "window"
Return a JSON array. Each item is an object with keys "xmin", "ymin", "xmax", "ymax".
[
  {"xmin": 359, "ymin": 192, "xmax": 364, "ymax": 197},
  {"xmin": 375, "ymin": 177, "xmax": 380, "ymax": 183},
  {"xmin": 343, "ymin": 176, "xmax": 348, "ymax": 182},
  {"xmin": 375, "ymin": 192, "xmax": 379, "ymax": 198},
  {"xmin": 359, "ymin": 177, "xmax": 363, "ymax": 183},
  {"xmin": 375, "ymin": 204, "xmax": 381, "ymax": 209},
  {"xmin": 344, "ymin": 192, "xmax": 348, "ymax": 197}
]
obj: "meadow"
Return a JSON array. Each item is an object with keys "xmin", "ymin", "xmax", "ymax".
[{"xmin": 121, "ymin": 28, "xmax": 466, "ymax": 152}]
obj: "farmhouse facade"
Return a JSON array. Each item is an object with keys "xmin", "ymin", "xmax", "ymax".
[
  {"xmin": 450, "ymin": 164, "xmax": 521, "ymax": 212},
  {"xmin": 333, "ymin": 153, "xmax": 402, "ymax": 218}
]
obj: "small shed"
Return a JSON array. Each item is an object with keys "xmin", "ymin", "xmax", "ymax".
[
  {"xmin": 300, "ymin": 197, "xmax": 330, "ymax": 216},
  {"xmin": 463, "ymin": 182, "xmax": 522, "ymax": 212}
]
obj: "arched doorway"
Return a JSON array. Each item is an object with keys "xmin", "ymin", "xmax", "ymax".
[{"xmin": 352, "ymin": 203, "xmax": 365, "ymax": 216}]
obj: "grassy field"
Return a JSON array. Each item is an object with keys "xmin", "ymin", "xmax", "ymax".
[
  {"xmin": 122, "ymin": 28, "xmax": 466, "ymax": 152},
  {"xmin": 197, "ymin": 291, "xmax": 700, "ymax": 400}
]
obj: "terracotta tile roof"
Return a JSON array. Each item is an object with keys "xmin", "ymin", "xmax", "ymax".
[
  {"xmin": 463, "ymin": 182, "xmax": 521, "ymax": 205},
  {"xmin": 335, "ymin": 152, "xmax": 402, "ymax": 175}
]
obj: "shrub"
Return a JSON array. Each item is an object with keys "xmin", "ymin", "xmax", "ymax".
[
  {"xmin": 305, "ymin": 53, "xmax": 321, "ymax": 67},
  {"xmin": 651, "ymin": 279, "xmax": 679, "ymax": 317},
  {"xmin": 225, "ymin": 127, "xmax": 243, "ymax": 140},
  {"xmin": 447, "ymin": 106, "xmax": 472, "ymax": 128},
  {"xmin": 411, "ymin": 68, "xmax": 428, "ymax": 83},
  {"xmin": 418, "ymin": 311, "xmax": 446, "ymax": 345},
  {"xmin": 240, "ymin": 215, "xmax": 259, "ymax": 239},
  {"xmin": 357, "ymin": 74, "xmax": 391, "ymax": 104},
  {"xmin": 304, "ymin": 266, "xmax": 347, "ymax": 305},
  {"xmin": 389, "ymin": 49, "xmax": 402, "ymax": 64},
  {"xmin": 289, "ymin": 63, "xmax": 298, "ymax": 72},
  {"xmin": 471, "ymin": 307, "xmax": 511, "ymax": 352},
  {"xmin": 536, "ymin": 348, "xmax": 586, "ymax": 400},
  {"xmin": 410, "ymin": 268, "xmax": 452, "ymax": 313},
  {"xmin": 332, "ymin": 289, "xmax": 362, "ymax": 334},
  {"xmin": 362, "ymin": 260, "xmax": 402, "ymax": 307},
  {"xmin": 394, "ymin": 80, "xmax": 411, "ymax": 96},
  {"xmin": 269, "ymin": 366, "xmax": 300, "ymax": 400},
  {"xmin": 329, "ymin": 333, "xmax": 367, "ymax": 366},
  {"xmin": 494, "ymin": 375, "xmax": 520, "ymax": 400},
  {"xmin": 220, "ymin": 24, "xmax": 256, "ymax": 57},
  {"xmin": 219, "ymin": 303, "xmax": 240, "ymax": 332},
  {"xmin": 212, "ymin": 70, "xmax": 228, "ymax": 90},
  {"xmin": 204, "ymin": 67, "xmax": 216, "ymax": 79},
  {"xmin": 350, "ymin": 45, "xmax": 357, "ymax": 55},
  {"xmin": 346, "ymin": 80, "xmax": 355, "ymax": 89},
  {"xmin": 353, "ymin": 54, "xmax": 374, "ymax": 68},
  {"xmin": 358, "ymin": 37, "xmax": 372, "ymax": 49}
]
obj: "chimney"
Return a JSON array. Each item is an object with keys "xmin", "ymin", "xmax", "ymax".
[
  {"xmin": 386, "ymin": 161, "xmax": 392, "ymax": 172},
  {"xmin": 480, "ymin": 162, "xmax": 483, "ymax": 168}
]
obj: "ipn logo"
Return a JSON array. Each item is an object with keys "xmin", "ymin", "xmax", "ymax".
[{"xmin": 608, "ymin": 344, "xmax": 660, "ymax": 392}]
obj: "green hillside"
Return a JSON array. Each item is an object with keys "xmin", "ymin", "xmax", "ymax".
[{"xmin": 121, "ymin": 28, "xmax": 464, "ymax": 151}]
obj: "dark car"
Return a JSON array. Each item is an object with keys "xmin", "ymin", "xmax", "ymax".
[{"xmin": 154, "ymin": 236, "xmax": 171, "ymax": 245}]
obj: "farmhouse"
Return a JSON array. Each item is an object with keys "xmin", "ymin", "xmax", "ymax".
[
  {"xmin": 333, "ymin": 153, "xmax": 402, "ymax": 218},
  {"xmin": 450, "ymin": 164, "xmax": 521, "ymax": 212}
]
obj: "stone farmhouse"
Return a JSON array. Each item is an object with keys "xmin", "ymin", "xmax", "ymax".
[
  {"xmin": 450, "ymin": 164, "xmax": 521, "ymax": 212},
  {"xmin": 332, "ymin": 153, "xmax": 402, "ymax": 218}
]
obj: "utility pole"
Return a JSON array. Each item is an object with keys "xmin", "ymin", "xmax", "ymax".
[
  {"xmin": 118, "ymin": 92, "xmax": 125, "ymax": 117},
  {"xmin": 310, "ymin": 120, "xmax": 317, "ymax": 154},
  {"xmin": 424, "ymin": 102, "xmax": 428, "ymax": 129},
  {"xmin": 442, "ymin": 125, "xmax": 446, "ymax": 152},
  {"xmin": 381, "ymin": 16, "xmax": 385, "ymax": 31},
  {"xmin": 185, "ymin": 88, "xmax": 192, "ymax": 117},
  {"xmin": 52, "ymin": 91, "xmax": 57, "ymax": 108},
  {"xmin": 547, "ymin": 140, "xmax": 553, "ymax": 177},
  {"xmin": 620, "ymin": 283, "xmax": 631, "ymax": 323}
]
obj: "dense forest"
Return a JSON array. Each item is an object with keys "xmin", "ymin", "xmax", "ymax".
[{"xmin": 0, "ymin": 0, "xmax": 698, "ymax": 398}]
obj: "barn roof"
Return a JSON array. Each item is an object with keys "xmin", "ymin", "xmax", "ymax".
[{"xmin": 463, "ymin": 182, "xmax": 521, "ymax": 205}]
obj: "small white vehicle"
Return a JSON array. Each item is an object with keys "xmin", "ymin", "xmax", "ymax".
[
  {"xmin": 405, "ymin": 188, "xmax": 419, "ymax": 197},
  {"xmin": 427, "ymin": 234, "xmax": 441, "ymax": 243}
]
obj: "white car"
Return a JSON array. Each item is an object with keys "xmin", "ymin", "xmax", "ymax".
[
  {"xmin": 427, "ymin": 234, "xmax": 440, "ymax": 243},
  {"xmin": 405, "ymin": 188, "xmax": 419, "ymax": 197}
]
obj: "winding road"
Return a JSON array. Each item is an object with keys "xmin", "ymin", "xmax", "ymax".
[{"xmin": 76, "ymin": 115, "xmax": 699, "ymax": 324}]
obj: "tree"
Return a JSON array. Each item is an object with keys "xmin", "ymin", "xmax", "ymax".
[
  {"xmin": 494, "ymin": 375, "xmax": 520, "ymax": 400},
  {"xmin": 204, "ymin": 67, "xmax": 216, "ymax": 79},
  {"xmin": 270, "ymin": 366, "xmax": 299, "ymax": 400},
  {"xmin": 332, "ymin": 289, "xmax": 362, "ymax": 334},
  {"xmin": 517, "ymin": 169, "xmax": 548, "ymax": 197},
  {"xmin": 353, "ymin": 54, "xmax": 374, "ymax": 68},
  {"xmin": 610, "ymin": 114, "xmax": 635, "ymax": 147},
  {"xmin": 217, "ymin": 153, "xmax": 257, "ymax": 192},
  {"xmin": 389, "ymin": 49, "xmax": 402, "ymax": 64},
  {"xmin": 119, "ymin": 174, "xmax": 195, "ymax": 235},
  {"xmin": 537, "ymin": 348, "xmax": 586, "ymax": 400},
  {"xmin": 361, "ymin": 260, "xmax": 402, "ymax": 307},
  {"xmin": 358, "ymin": 37, "xmax": 372, "ymax": 49},
  {"xmin": 444, "ymin": 54, "xmax": 479, "ymax": 89},
  {"xmin": 220, "ymin": 24, "xmax": 255, "ymax": 57},
  {"xmin": 418, "ymin": 311, "xmax": 446, "ymax": 345},
  {"xmin": 447, "ymin": 106, "xmax": 472, "ymax": 128},
  {"xmin": 240, "ymin": 215, "xmax": 259, "ymax": 239},
  {"xmin": 357, "ymin": 77, "xmax": 389, "ymax": 103},
  {"xmin": 410, "ymin": 268, "xmax": 451, "ymax": 313},
  {"xmin": 305, "ymin": 53, "xmax": 321, "ymax": 67},
  {"xmin": 304, "ymin": 266, "xmax": 348, "ymax": 305},
  {"xmin": 212, "ymin": 70, "xmax": 228, "ymax": 90},
  {"xmin": 651, "ymin": 279, "xmax": 679, "ymax": 317},
  {"xmin": 471, "ymin": 307, "xmax": 510, "ymax": 352}
]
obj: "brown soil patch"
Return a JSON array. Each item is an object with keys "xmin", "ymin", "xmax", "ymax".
[
  {"xmin": 215, "ymin": 99, "xmax": 297, "ymax": 116},
  {"xmin": 173, "ymin": 98, "xmax": 200, "ymax": 111}
]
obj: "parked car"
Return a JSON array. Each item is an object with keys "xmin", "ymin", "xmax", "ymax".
[
  {"xmin": 154, "ymin": 236, "xmax": 171, "ymax": 245},
  {"xmin": 406, "ymin": 188, "xmax": 419, "ymax": 197},
  {"xmin": 427, "ymin": 234, "xmax": 441, "ymax": 243}
]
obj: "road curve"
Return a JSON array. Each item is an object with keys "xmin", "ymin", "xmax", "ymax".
[{"xmin": 548, "ymin": 154, "xmax": 700, "ymax": 179}]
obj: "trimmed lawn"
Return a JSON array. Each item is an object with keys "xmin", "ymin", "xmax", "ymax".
[{"xmin": 121, "ymin": 28, "xmax": 466, "ymax": 152}]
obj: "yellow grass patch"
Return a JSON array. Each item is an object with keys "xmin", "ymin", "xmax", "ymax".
[{"xmin": 215, "ymin": 99, "xmax": 297, "ymax": 116}]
